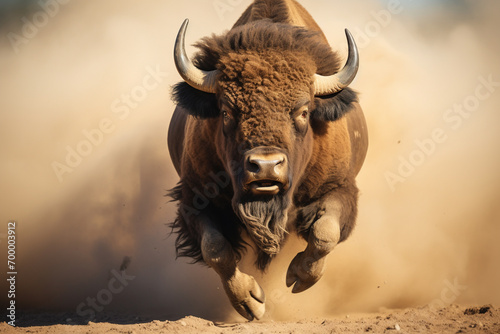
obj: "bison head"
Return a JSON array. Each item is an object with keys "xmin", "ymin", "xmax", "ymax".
[{"xmin": 172, "ymin": 19, "xmax": 358, "ymax": 266}]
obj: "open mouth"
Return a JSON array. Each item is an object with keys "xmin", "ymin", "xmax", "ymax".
[{"xmin": 248, "ymin": 180, "xmax": 283, "ymax": 195}]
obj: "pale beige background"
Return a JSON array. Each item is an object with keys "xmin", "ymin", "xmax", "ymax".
[{"xmin": 0, "ymin": 0, "xmax": 499, "ymax": 322}]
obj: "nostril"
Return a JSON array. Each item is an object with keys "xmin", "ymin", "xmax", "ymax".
[
  {"xmin": 246, "ymin": 152, "xmax": 287, "ymax": 176},
  {"xmin": 246, "ymin": 157, "xmax": 261, "ymax": 173},
  {"xmin": 243, "ymin": 150, "xmax": 289, "ymax": 193},
  {"xmin": 275, "ymin": 155, "xmax": 286, "ymax": 168}
]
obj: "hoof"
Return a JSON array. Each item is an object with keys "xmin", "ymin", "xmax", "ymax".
[
  {"xmin": 224, "ymin": 270, "xmax": 266, "ymax": 321},
  {"xmin": 286, "ymin": 251, "xmax": 326, "ymax": 293}
]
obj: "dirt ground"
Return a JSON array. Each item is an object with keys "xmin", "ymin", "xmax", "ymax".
[
  {"xmin": 2, "ymin": 304, "xmax": 499, "ymax": 334},
  {"xmin": 1, "ymin": 1, "xmax": 500, "ymax": 334}
]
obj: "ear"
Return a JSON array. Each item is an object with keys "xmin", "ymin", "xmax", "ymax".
[
  {"xmin": 171, "ymin": 82, "xmax": 220, "ymax": 118},
  {"xmin": 311, "ymin": 87, "xmax": 358, "ymax": 122}
]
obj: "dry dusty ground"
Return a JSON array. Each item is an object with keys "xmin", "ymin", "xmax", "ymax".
[{"xmin": 1, "ymin": 304, "xmax": 499, "ymax": 334}]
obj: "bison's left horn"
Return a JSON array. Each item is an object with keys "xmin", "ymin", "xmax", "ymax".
[
  {"xmin": 174, "ymin": 19, "xmax": 218, "ymax": 94},
  {"xmin": 313, "ymin": 29, "xmax": 359, "ymax": 96}
]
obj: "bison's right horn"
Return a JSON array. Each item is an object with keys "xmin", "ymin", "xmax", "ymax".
[
  {"xmin": 313, "ymin": 29, "xmax": 359, "ymax": 96},
  {"xmin": 174, "ymin": 19, "xmax": 218, "ymax": 94}
]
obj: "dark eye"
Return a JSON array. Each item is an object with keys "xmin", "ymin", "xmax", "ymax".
[
  {"xmin": 221, "ymin": 106, "xmax": 235, "ymax": 136},
  {"xmin": 221, "ymin": 106, "xmax": 232, "ymax": 121},
  {"xmin": 294, "ymin": 105, "xmax": 309, "ymax": 134}
]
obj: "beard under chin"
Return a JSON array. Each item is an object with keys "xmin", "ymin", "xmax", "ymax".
[{"xmin": 233, "ymin": 193, "xmax": 292, "ymax": 257}]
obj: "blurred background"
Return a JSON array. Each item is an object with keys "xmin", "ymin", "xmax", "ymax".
[{"xmin": 1, "ymin": 0, "xmax": 499, "ymax": 323}]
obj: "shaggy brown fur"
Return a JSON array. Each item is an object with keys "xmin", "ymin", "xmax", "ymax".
[
  {"xmin": 169, "ymin": 0, "xmax": 367, "ymax": 272},
  {"xmin": 233, "ymin": 0, "xmax": 327, "ymax": 39}
]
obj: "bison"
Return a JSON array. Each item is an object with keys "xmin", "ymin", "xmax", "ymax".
[{"xmin": 167, "ymin": 0, "xmax": 368, "ymax": 321}]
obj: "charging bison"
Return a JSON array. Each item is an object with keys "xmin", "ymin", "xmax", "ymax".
[{"xmin": 168, "ymin": 0, "xmax": 368, "ymax": 320}]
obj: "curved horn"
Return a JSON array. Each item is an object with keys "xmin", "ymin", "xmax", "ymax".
[
  {"xmin": 313, "ymin": 29, "xmax": 359, "ymax": 96},
  {"xmin": 174, "ymin": 19, "xmax": 218, "ymax": 94}
]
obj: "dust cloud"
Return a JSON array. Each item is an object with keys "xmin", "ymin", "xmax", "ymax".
[{"xmin": 0, "ymin": 0, "xmax": 499, "ymax": 323}]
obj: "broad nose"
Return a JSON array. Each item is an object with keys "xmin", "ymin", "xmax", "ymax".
[
  {"xmin": 243, "ymin": 149, "xmax": 289, "ymax": 195},
  {"xmin": 246, "ymin": 153, "xmax": 287, "ymax": 177}
]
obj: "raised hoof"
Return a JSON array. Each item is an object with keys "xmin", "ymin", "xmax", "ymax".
[
  {"xmin": 225, "ymin": 271, "xmax": 266, "ymax": 321},
  {"xmin": 286, "ymin": 251, "xmax": 326, "ymax": 293}
]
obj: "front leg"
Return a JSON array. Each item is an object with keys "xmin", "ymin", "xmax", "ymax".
[
  {"xmin": 286, "ymin": 199, "xmax": 342, "ymax": 293},
  {"xmin": 201, "ymin": 219, "xmax": 266, "ymax": 320}
]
